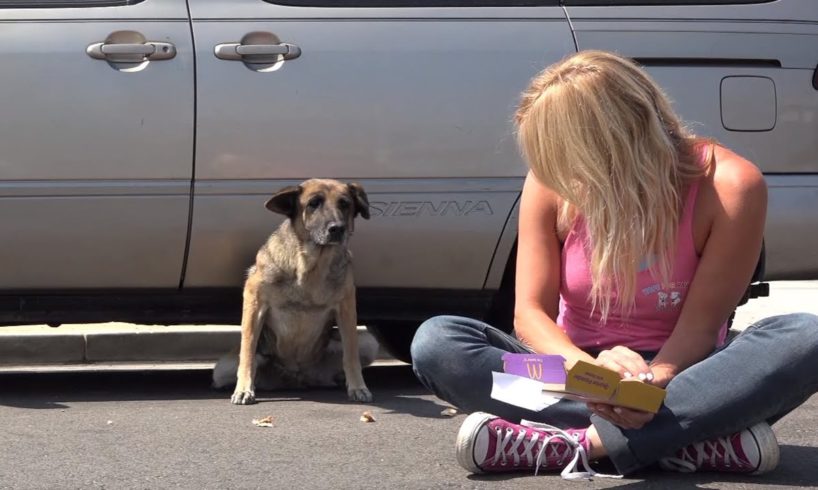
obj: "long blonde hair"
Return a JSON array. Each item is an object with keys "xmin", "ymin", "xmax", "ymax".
[{"xmin": 515, "ymin": 50, "xmax": 711, "ymax": 321}]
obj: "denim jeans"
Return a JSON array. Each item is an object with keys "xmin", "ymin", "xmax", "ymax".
[{"xmin": 410, "ymin": 313, "xmax": 818, "ymax": 475}]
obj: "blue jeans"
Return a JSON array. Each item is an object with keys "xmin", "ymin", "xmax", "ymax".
[{"xmin": 410, "ymin": 313, "xmax": 818, "ymax": 475}]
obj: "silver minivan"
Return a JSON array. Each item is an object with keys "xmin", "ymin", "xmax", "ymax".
[{"xmin": 1, "ymin": 0, "xmax": 816, "ymax": 359}]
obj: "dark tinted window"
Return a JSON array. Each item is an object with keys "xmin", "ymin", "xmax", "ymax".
[
  {"xmin": 0, "ymin": 0, "xmax": 141, "ymax": 7},
  {"xmin": 563, "ymin": 1, "xmax": 773, "ymax": 5},
  {"xmin": 265, "ymin": 0, "xmax": 558, "ymax": 6}
]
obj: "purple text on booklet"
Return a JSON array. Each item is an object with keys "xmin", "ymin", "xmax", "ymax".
[{"xmin": 502, "ymin": 353, "xmax": 567, "ymax": 384}]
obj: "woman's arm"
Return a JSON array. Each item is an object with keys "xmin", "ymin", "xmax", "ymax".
[
  {"xmin": 650, "ymin": 146, "xmax": 768, "ymax": 387},
  {"xmin": 514, "ymin": 172, "xmax": 596, "ymax": 367}
]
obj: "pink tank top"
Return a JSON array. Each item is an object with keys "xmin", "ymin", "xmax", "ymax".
[{"xmin": 557, "ymin": 178, "xmax": 728, "ymax": 352}]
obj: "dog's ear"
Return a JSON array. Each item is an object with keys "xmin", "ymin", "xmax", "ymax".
[
  {"xmin": 347, "ymin": 182, "xmax": 370, "ymax": 220},
  {"xmin": 265, "ymin": 185, "xmax": 302, "ymax": 218}
]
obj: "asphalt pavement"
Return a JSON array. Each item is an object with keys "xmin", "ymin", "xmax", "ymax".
[
  {"xmin": 1, "ymin": 366, "xmax": 816, "ymax": 489},
  {"xmin": 1, "ymin": 281, "xmax": 817, "ymax": 489}
]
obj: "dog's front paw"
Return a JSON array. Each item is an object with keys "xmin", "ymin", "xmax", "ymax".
[
  {"xmin": 347, "ymin": 386, "xmax": 373, "ymax": 403},
  {"xmin": 231, "ymin": 390, "xmax": 257, "ymax": 405}
]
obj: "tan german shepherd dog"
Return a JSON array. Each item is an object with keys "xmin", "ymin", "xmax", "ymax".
[{"xmin": 212, "ymin": 179, "xmax": 378, "ymax": 404}]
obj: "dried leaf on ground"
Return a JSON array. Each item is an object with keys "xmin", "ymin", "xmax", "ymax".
[
  {"xmin": 360, "ymin": 411, "xmax": 376, "ymax": 423},
  {"xmin": 440, "ymin": 407, "xmax": 458, "ymax": 417},
  {"xmin": 252, "ymin": 416, "xmax": 275, "ymax": 428}
]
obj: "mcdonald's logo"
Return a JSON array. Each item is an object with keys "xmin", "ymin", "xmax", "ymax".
[{"xmin": 525, "ymin": 360, "xmax": 543, "ymax": 380}]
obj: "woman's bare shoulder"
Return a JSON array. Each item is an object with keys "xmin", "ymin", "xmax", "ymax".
[
  {"xmin": 521, "ymin": 173, "xmax": 562, "ymax": 223},
  {"xmin": 693, "ymin": 144, "xmax": 767, "ymax": 252},
  {"xmin": 523, "ymin": 172, "xmax": 562, "ymax": 207},
  {"xmin": 521, "ymin": 173, "xmax": 568, "ymax": 240},
  {"xmin": 710, "ymin": 144, "xmax": 767, "ymax": 200}
]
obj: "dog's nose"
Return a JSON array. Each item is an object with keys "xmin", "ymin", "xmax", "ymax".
[{"xmin": 328, "ymin": 224, "xmax": 346, "ymax": 237}]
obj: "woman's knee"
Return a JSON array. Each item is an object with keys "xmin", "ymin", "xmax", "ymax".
[
  {"xmin": 411, "ymin": 315, "xmax": 489, "ymax": 373},
  {"xmin": 792, "ymin": 312, "xmax": 818, "ymax": 326},
  {"xmin": 410, "ymin": 315, "xmax": 459, "ymax": 371},
  {"xmin": 747, "ymin": 312, "xmax": 818, "ymax": 357},
  {"xmin": 789, "ymin": 312, "xmax": 818, "ymax": 350},
  {"xmin": 752, "ymin": 312, "xmax": 818, "ymax": 335}
]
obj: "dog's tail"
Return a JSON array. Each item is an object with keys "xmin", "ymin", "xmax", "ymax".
[
  {"xmin": 358, "ymin": 329, "xmax": 380, "ymax": 368},
  {"xmin": 212, "ymin": 322, "xmax": 275, "ymax": 390},
  {"xmin": 211, "ymin": 353, "xmax": 238, "ymax": 390},
  {"xmin": 211, "ymin": 351, "xmax": 274, "ymax": 390}
]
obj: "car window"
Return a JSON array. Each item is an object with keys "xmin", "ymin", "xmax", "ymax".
[
  {"xmin": 264, "ymin": 0, "xmax": 559, "ymax": 6},
  {"xmin": 562, "ymin": 1, "xmax": 773, "ymax": 5},
  {"xmin": 0, "ymin": 0, "xmax": 141, "ymax": 7}
]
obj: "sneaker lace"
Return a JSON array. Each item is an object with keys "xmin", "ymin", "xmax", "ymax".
[
  {"xmin": 490, "ymin": 420, "xmax": 621, "ymax": 480},
  {"xmin": 662, "ymin": 436, "xmax": 742, "ymax": 473}
]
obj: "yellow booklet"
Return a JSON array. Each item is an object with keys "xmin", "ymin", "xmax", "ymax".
[
  {"xmin": 548, "ymin": 360, "xmax": 665, "ymax": 413},
  {"xmin": 502, "ymin": 354, "xmax": 666, "ymax": 413}
]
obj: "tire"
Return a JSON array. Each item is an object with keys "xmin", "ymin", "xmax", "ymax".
[{"xmin": 365, "ymin": 321, "xmax": 419, "ymax": 364}]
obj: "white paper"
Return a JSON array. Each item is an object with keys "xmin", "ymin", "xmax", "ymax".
[{"xmin": 490, "ymin": 371, "xmax": 565, "ymax": 412}]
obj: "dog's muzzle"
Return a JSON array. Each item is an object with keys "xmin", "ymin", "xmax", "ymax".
[{"xmin": 326, "ymin": 223, "xmax": 347, "ymax": 244}]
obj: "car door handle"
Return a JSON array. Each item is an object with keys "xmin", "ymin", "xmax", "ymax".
[
  {"xmin": 214, "ymin": 42, "xmax": 301, "ymax": 61},
  {"xmin": 87, "ymin": 41, "xmax": 176, "ymax": 62}
]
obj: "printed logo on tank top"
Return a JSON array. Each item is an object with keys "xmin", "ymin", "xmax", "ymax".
[{"xmin": 641, "ymin": 282, "xmax": 690, "ymax": 311}]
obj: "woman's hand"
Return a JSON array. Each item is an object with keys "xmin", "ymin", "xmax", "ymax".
[
  {"xmin": 644, "ymin": 362, "xmax": 675, "ymax": 389},
  {"xmin": 587, "ymin": 403, "xmax": 655, "ymax": 430},
  {"xmin": 594, "ymin": 345, "xmax": 653, "ymax": 382},
  {"xmin": 589, "ymin": 346, "xmax": 658, "ymax": 429}
]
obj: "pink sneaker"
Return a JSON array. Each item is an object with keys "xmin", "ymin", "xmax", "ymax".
[
  {"xmin": 659, "ymin": 422, "xmax": 780, "ymax": 475},
  {"xmin": 455, "ymin": 412, "xmax": 619, "ymax": 480}
]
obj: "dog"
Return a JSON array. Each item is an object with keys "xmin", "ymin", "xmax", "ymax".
[{"xmin": 212, "ymin": 178, "xmax": 379, "ymax": 404}]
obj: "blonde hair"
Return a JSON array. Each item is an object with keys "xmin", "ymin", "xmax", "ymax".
[{"xmin": 515, "ymin": 50, "xmax": 712, "ymax": 321}]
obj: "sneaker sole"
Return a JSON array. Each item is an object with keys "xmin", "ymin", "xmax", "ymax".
[
  {"xmin": 455, "ymin": 412, "xmax": 495, "ymax": 473},
  {"xmin": 748, "ymin": 422, "xmax": 780, "ymax": 475}
]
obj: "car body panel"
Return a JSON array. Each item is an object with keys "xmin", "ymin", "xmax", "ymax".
[
  {"xmin": 0, "ymin": 0, "xmax": 186, "ymax": 21},
  {"xmin": 564, "ymin": 2, "xmax": 818, "ymax": 280},
  {"xmin": 563, "ymin": 1, "xmax": 818, "ymax": 23},
  {"xmin": 185, "ymin": 0, "xmax": 574, "ymax": 289},
  {"xmin": 0, "ymin": 0, "xmax": 816, "ymax": 326},
  {"xmin": 190, "ymin": 1, "xmax": 563, "ymax": 20},
  {"xmin": 765, "ymin": 175, "xmax": 818, "ymax": 280},
  {"xmin": 0, "ymin": 0, "xmax": 193, "ymax": 289},
  {"xmin": 186, "ymin": 179, "xmax": 522, "ymax": 288}
]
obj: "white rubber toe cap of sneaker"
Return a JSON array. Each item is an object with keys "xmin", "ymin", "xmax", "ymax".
[
  {"xmin": 740, "ymin": 429, "xmax": 761, "ymax": 469},
  {"xmin": 473, "ymin": 426, "xmax": 489, "ymax": 467},
  {"xmin": 747, "ymin": 422, "xmax": 780, "ymax": 475}
]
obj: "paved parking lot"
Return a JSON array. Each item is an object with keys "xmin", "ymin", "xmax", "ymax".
[
  {"xmin": 1, "ymin": 366, "xmax": 816, "ymax": 489},
  {"xmin": 0, "ymin": 281, "xmax": 816, "ymax": 489},
  {"xmin": 731, "ymin": 281, "xmax": 818, "ymax": 328}
]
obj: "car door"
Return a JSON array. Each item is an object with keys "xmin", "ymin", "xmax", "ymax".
[
  {"xmin": 0, "ymin": 0, "xmax": 194, "ymax": 289},
  {"xmin": 564, "ymin": 0, "xmax": 818, "ymax": 280},
  {"xmin": 186, "ymin": 0, "xmax": 575, "ymax": 294}
]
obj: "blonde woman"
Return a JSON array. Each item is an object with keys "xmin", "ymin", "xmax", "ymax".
[{"xmin": 411, "ymin": 50, "xmax": 818, "ymax": 479}]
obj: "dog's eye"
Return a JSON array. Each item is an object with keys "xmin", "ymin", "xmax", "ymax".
[
  {"xmin": 307, "ymin": 196, "xmax": 324, "ymax": 209},
  {"xmin": 337, "ymin": 199, "xmax": 350, "ymax": 210}
]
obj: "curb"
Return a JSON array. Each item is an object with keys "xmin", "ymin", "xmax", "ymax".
[
  {"xmin": 1, "ymin": 280, "xmax": 813, "ymax": 370},
  {"xmin": 0, "ymin": 325, "xmax": 239, "ymax": 366},
  {"xmin": 0, "ymin": 324, "xmax": 397, "ymax": 369},
  {"xmin": 85, "ymin": 330, "xmax": 238, "ymax": 363},
  {"xmin": 0, "ymin": 334, "xmax": 87, "ymax": 365}
]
